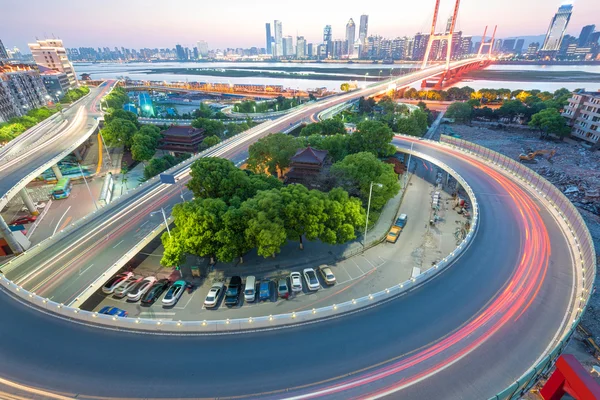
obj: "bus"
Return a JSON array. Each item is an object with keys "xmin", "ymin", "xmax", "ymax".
[{"xmin": 52, "ymin": 178, "xmax": 72, "ymax": 200}]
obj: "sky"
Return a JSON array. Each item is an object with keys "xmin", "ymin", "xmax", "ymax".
[{"xmin": 1, "ymin": 0, "xmax": 598, "ymax": 52}]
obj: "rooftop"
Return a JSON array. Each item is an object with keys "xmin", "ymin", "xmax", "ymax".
[{"xmin": 290, "ymin": 146, "xmax": 328, "ymax": 164}]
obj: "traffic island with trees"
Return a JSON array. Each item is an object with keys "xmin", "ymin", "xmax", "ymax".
[
  {"xmin": 160, "ymin": 118, "xmax": 405, "ymax": 267},
  {"xmin": 232, "ymin": 96, "xmax": 307, "ymax": 114}
]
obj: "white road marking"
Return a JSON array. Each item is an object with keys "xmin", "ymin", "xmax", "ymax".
[
  {"xmin": 112, "ymin": 240, "xmax": 124, "ymax": 249},
  {"xmin": 352, "ymin": 259, "xmax": 366, "ymax": 275},
  {"xmin": 140, "ymin": 221, "xmax": 149, "ymax": 228},
  {"xmin": 52, "ymin": 205, "xmax": 71, "ymax": 235},
  {"xmin": 79, "ymin": 264, "xmax": 94, "ymax": 276}
]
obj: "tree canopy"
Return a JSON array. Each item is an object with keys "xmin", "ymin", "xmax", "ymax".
[
  {"xmin": 528, "ymin": 108, "xmax": 570, "ymax": 139},
  {"xmin": 247, "ymin": 133, "xmax": 303, "ymax": 177}
]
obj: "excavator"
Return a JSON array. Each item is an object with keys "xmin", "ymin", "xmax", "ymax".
[{"xmin": 518, "ymin": 149, "xmax": 557, "ymax": 163}]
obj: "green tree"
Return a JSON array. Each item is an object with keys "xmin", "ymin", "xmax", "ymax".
[
  {"xmin": 247, "ymin": 133, "xmax": 302, "ymax": 177},
  {"xmin": 304, "ymin": 134, "xmax": 351, "ymax": 162},
  {"xmin": 100, "ymin": 118, "xmax": 138, "ymax": 148},
  {"xmin": 160, "ymin": 231, "xmax": 186, "ymax": 267},
  {"xmin": 528, "ymin": 108, "xmax": 570, "ymax": 140},
  {"xmin": 497, "ymin": 100, "xmax": 528, "ymax": 122},
  {"xmin": 103, "ymin": 87, "xmax": 130, "ymax": 110},
  {"xmin": 300, "ymin": 119, "xmax": 346, "ymax": 136},
  {"xmin": 320, "ymin": 188, "xmax": 366, "ymax": 244},
  {"xmin": 193, "ymin": 103, "xmax": 214, "ymax": 118},
  {"xmin": 201, "ymin": 135, "xmax": 221, "ymax": 149},
  {"xmin": 331, "ymin": 152, "xmax": 400, "ymax": 211},
  {"xmin": 445, "ymin": 102, "xmax": 473, "ymax": 123},
  {"xmin": 104, "ymin": 109, "xmax": 139, "ymax": 126},
  {"xmin": 130, "ymin": 133, "xmax": 156, "ymax": 162},
  {"xmin": 225, "ymin": 122, "xmax": 250, "ymax": 137},
  {"xmin": 191, "ymin": 118, "xmax": 225, "ymax": 137},
  {"xmin": 215, "ymin": 207, "xmax": 252, "ymax": 263},
  {"xmin": 280, "ymin": 185, "xmax": 326, "ymax": 249},
  {"xmin": 242, "ymin": 190, "xmax": 287, "ymax": 258},
  {"xmin": 340, "ymin": 83, "xmax": 351, "ymax": 92},
  {"xmin": 349, "ymin": 120, "xmax": 395, "ymax": 157}
]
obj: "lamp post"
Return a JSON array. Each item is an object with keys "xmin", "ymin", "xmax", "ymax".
[
  {"xmin": 364, "ymin": 182, "xmax": 383, "ymax": 247},
  {"xmin": 78, "ymin": 163, "xmax": 99, "ymax": 211},
  {"xmin": 151, "ymin": 207, "xmax": 171, "ymax": 237},
  {"xmin": 404, "ymin": 141, "xmax": 414, "ymax": 188}
]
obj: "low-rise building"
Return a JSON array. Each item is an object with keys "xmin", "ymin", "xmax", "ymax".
[
  {"xmin": 158, "ymin": 126, "xmax": 205, "ymax": 153},
  {"xmin": 562, "ymin": 90, "xmax": 600, "ymax": 147},
  {"xmin": 286, "ymin": 146, "xmax": 329, "ymax": 185},
  {"xmin": 0, "ymin": 62, "xmax": 48, "ymax": 122},
  {"xmin": 39, "ymin": 66, "xmax": 69, "ymax": 100}
]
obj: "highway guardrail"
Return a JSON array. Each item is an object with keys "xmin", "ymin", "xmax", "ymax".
[{"xmin": 439, "ymin": 135, "xmax": 595, "ymax": 400}]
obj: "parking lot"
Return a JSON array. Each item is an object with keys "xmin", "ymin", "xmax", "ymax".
[{"xmin": 87, "ymin": 169, "xmax": 466, "ymax": 322}]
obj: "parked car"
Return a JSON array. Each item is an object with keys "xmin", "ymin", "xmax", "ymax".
[
  {"xmin": 259, "ymin": 281, "xmax": 271, "ymax": 301},
  {"xmin": 127, "ymin": 276, "xmax": 157, "ymax": 301},
  {"xmin": 98, "ymin": 306, "xmax": 128, "ymax": 317},
  {"xmin": 278, "ymin": 279, "xmax": 289, "ymax": 299},
  {"xmin": 386, "ymin": 226, "xmax": 402, "ymax": 243},
  {"xmin": 9, "ymin": 215, "xmax": 37, "ymax": 226},
  {"xmin": 303, "ymin": 268, "xmax": 320, "ymax": 291},
  {"xmin": 395, "ymin": 214, "xmax": 408, "ymax": 228},
  {"xmin": 319, "ymin": 266, "xmax": 336, "ymax": 285},
  {"xmin": 102, "ymin": 272, "xmax": 134, "ymax": 294},
  {"xmin": 113, "ymin": 276, "xmax": 142, "ymax": 298},
  {"xmin": 162, "ymin": 280, "xmax": 186, "ymax": 306},
  {"xmin": 290, "ymin": 272, "xmax": 303, "ymax": 293},
  {"xmin": 225, "ymin": 276, "xmax": 242, "ymax": 307},
  {"xmin": 204, "ymin": 282, "xmax": 224, "ymax": 308},
  {"xmin": 141, "ymin": 279, "xmax": 170, "ymax": 305},
  {"xmin": 244, "ymin": 276, "xmax": 256, "ymax": 302}
]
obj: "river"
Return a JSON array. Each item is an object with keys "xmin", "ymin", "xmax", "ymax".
[{"xmin": 74, "ymin": 61, "xmax": 600, "ymax": 93}]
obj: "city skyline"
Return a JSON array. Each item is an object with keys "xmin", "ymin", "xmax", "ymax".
[{"xmin": 2, "ymin": 0, "xmax": 598, "ymax": 52}]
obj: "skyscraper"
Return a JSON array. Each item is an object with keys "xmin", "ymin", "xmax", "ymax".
[
  {"xmin": 346, "ymin": 18, "xmax": 356, "ymax": 56},
  {"xmin": 515, "ymin": 38, "xmax": 525, "ymax": 54},
  {"xmin": 28, "ymin": 39, "xmax": 78, "ymax": 87},
  {"xmin": 265, "ymin": 23, "xmax": 272, "ymax": 55},
  {"xmin": 323, "ymin": 25, "xmax": 333, "ymax": 58},
  {"xmin": 359, "ymin": 15, "xmax": 369, "ymax": 53},
  {"xmin": 578, "ymin": 25, "xmax": 596, "ymax": 47},
  {"xmin": 197, "ymin": 41, "xmax": 209, "ymax": 58},
  {"xmin": 273, "ymin": 20, "xmax": 283, "ymax": 58},
  {"xmin": 541, "ymin": 4, "xmax": 573, "ymax": 52},
  {"xmin": 175, "ymin": 44, "xmax": 186, "ymax": 60},
  {"xmin": 296, "ymin": 36, "xmax": 306, "ymax": 59},
  {"xmin": 0, "ymin": 40, "xmax": 8, "ymax": 59},
  {"xmin": 283, "ymin": 36, "xmax": 294, "ymax": 57}
]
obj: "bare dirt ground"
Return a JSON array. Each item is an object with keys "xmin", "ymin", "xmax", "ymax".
[{"xmin": 449, "ymin": 123, "xmax": 600, "ymax": 393}]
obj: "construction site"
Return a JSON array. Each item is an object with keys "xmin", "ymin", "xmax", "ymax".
[{"xmin": 441, "ymin": 121, "xmax": 600, "ymax": 376}]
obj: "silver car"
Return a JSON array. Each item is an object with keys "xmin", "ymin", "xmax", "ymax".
[
  {"xmin": 113, "ymin": 276, "xmax": 142, "ymax": 298},
  {"xmin": 127, "ymin": 277, "xmax": 157, "ymax": 301}
]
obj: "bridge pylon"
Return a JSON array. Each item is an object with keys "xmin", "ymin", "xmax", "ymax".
[{"xmin": 421, "ymin": 0, "xmax": 461, "ymax": 72}]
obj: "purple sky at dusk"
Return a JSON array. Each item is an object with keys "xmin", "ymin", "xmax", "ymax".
[{"xmin": 2, "ymin": 0, "xmax": 597, "ymax": 52}]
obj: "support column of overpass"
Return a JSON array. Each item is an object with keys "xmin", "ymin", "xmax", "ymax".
[
  {"xmin": 0, "ymin": 216, "xmax": 24, "ymax": 254},
  {"xmin": 51, "ymin": 164, "xmax": 63, "ymax": 180},
  {"xmin": 73, "ymin": 148, "xmax": 83, "ymax": 162},
  {"xmin": 19, "ymin": 188, "xmax": 39, "ymax": 216}
]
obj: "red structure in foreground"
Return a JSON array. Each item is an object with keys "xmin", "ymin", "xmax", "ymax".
[{"xmin": 540, "ymin": 354, "xmax": 600, "ymax": 400}]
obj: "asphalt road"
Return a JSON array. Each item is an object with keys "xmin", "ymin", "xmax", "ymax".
[{"xmin": 0, "ymin": 59, "xmax": 577, "ymax": 399}]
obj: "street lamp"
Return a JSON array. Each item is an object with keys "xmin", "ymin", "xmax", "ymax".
[
  {"xmin": 150, "ymin": 207, "xmax": 171, "ymax": 237},
  {"xmin": 364, "ymin": 182, "xmax": 383, "ymax": 247},
  {"xmin": 404, "ymin": 141, "xmax": 415, "ymax": 188},
  {"xmin": 364, "ymin": 72, "xmax": 369, "ymax": 83}
]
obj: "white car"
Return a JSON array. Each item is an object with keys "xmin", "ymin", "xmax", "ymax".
[
  {"xmin": 290, "ymin": 272, "xmax": 303, "ymax": 293},
  {"xmin": 127, "ymin": 277, "xmax": 157, "ymax": 301},
  {"xmin": 319, "ymin": 266, "xmax": 336, "ymax": 285},
  {"xmin": 162, "ymin": 280, "xmax": 186, "ymax": 306},
  {"xmin": 113, "ymin": 276, "xmax": 142, "ymax": 298},
  {"xmin": 102, "ymin": 272, "xmax": 134, "ymax": 294},
  {"xmin": 303, "ymin": 268, "xmax": 320, "ymax": 291},
  {"xmin": 204, "ymin": 282, "xmax": 224, "ymax": 309}
]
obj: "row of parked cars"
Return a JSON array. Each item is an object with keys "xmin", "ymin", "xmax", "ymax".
[
  {"xmin": 102, "ymin": 272, "xmax": 187, "ymax": 308},
  {"xmin": 204, "ymin": 266, "xmax": 337, "ymax": 309}
]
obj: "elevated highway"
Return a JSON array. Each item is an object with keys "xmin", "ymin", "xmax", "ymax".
[{"xmin": 0, "ymin": 58, "xmax": 590, "ymax": 399}]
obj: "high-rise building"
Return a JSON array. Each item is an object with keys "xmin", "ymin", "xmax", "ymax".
[
  {"xmin": 578, "ymin": 25, "xmax": 596, "ymax": 47},
  {"xmin": 460, "ymin": 36, "xmax": 473, "ymax": 56},
  {"xmin": 515, "ymin": 38, "xmax": 525, "ymax": 54},
  {"xmin": 265, "ymin": 23, "xmax": 272, "ymax": 55},
  {"xmin": 412, "ymin": 33, "xmax": 429, "ymax": 60},
  {"xmin": 28, "ymin": 39, "xmax": 78, "ymax": 88},
  {"xmin": 0, "ymin": 63, "xmax": 49, "ymax": 122},
  {"xmin": 359, "ymin": 15, "xmax": 369, "ymax": 53},
  {"xmin": 296, "ymin": 36, "xmax": 306, "ymax": 59},
  {"xmin": 283, "ymin": 36, "xmax": 294, "ymax": 57},
  {"xmin": 0, "ymin": 40, "xmax": 8, "ymax": 59},
  {"xmin": 197, "ymin": 41, "xmax": 209, "ymax": 58},
  {"xmin": 323, "ymin": 25, "xmax": 333, "ymax": 58},
  {"xmin": 541, "ymin": 4, "xmax": 573, "ymax": 52},
  {"xmin": 526, "ymin": 42, "xmax": 540, "ymax": 59},
  {"xmin": 175, "ymin": 44, "xmax": 186, "ymax": 60},
  {"xmin": 273, "ymin": 20, "xmax": 283, "ymax": 58},
  {"xmin": 502, "ymin": 39, "xmax": 516, "ymax": 53},
  {"xmin": 346, "ymin": 18, "xmax": 356, "ymax": 56}
]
